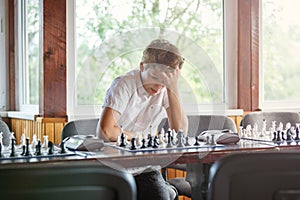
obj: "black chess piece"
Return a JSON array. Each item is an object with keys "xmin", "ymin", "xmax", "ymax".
[
  {"xmin": 147, "ymin": 134, "xmax": 153, "ymax": 147},
  {"xmin": 25, "ymin": 138, "xmax": 32, "ymax": 156},
  {"xmin": 0, "ymin": 143, "xmax": 2, "ymax": 157},
  {"xmin": 20, "ymin": 145, "xmax": 26, "ymax": 156},
  {"xmin": 152, "ymin": 136, "xmax": 159, "ymax": 148},
  {"xmin": 119, "ymin": 132, "xmax": 126, "ymax": 147},
  {"xmin": 35, "ymin": 140, "xmax": 42, "ymax": 156},
  {"xmin": 140, "ymin": 138, "xmax": 147, "ymax": 149},
  {"xmin": 295, "ymin": 127, "xmax": 300, "ymax": 140},
  {"xmin": 60, "ymin": 141, "xmax": 67, "ymax": 154},
  {"xmin": 166, "ymin": 131, "xmax": 172, "ymax": 148},
  {"xmin": 272, "ymin": 131, "xmax": 277, "ymax": 141},
  {"xmin": 184, "ymin": 136, "xmax": 190, "ymax": 146},
  {"xmin": 130, "ymin": 138, "xmax": 136, "ymax": 150},
  {"xmin": 276, "ymin": 130, "xmax": 282, "ymax": 142},
  {"xmin": 281, "ymin": 131, "xmax": 285, "ymax": 140},
  {"xmin": 48, "ymin": 141, "xmax": 54, "ymax": 155},
  {"xmin": 286, "ymin": 129, "xmax": 292, "ymax": 141},
  {"xmin": 194, "ymin": 136, "xmax": 200, "ymax": 146},
  {"xmin": 10, "ymin": 138, "xmax": 16, "ymax": 157}
]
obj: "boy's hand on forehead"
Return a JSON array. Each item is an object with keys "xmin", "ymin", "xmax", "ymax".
[{"xmin": 161, "ymin": 66, "xmax": 180, "ymax": 90}]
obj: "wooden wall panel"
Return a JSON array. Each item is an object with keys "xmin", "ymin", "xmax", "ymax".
[{"xmin": 10, "ymin": 117, "xmax": 67, "ymax": 145}]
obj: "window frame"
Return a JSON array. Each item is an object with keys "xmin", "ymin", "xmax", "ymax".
[
  {"xmin": 259, "ymin": 0, "xmax": 300, "ymax": 111},
  {"xmin": 66, "ymin": 0, "xmax": 239, "ymax": 119},
  {"xmin": 15, "ymin": 0, "xmax": 39, "ymax": 113}
]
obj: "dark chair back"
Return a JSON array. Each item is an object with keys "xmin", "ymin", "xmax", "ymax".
[
  {"xmin": 0, "ymin": 119, "xmax": 11, "ymax": 146},
  {"xmin": 0, "ymin": 161, "xmax": 136, "ymax": 200},
  {"xmin": 159, "ymin": 115, "xmax": 237, "ymax": 137},
  {"xmin": 208, "ymin": 152, "xmax": 300, "ymax": 200},
  {"xmin": 62, "ymin": 118, "xmax": 99, "ymax": 140},
  {"xmin": 240, "ymin": 111, "xmax": 300, "ymax": 130}
]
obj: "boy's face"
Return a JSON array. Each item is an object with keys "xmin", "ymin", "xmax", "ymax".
[{"xmin": 140, "ymin": 63, "xmax": 168, "ymax": 96}]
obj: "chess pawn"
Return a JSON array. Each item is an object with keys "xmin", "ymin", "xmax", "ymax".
[
  {"xmin": 31, "ymin": 134, "xmax": 38, "ymax": 149},
  {"xmin": 42, "ymin": 135, "xmax": 49, "ymax": 149},
  {"xmin": 158, "ymin": 134, "xmax": 166, "ymax": 148},
  {"xmin": 238, "ymin": 126, "xmax": 243, "ymax": 137},
  {"xmin": 285, "ymin": 122, "xmax": 291, "ymax": 130},
  {"xmin": 20, "ymin": 133, "xmax": 26, "ymax": 146},
  {"xmin": 0, "ymin": 132, "xmax": 3, "ymax": 147}
]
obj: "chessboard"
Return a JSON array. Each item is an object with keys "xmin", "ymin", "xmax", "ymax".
[
  {"xmin": 107, "ymin": 133, "xmax": 224, "ymax": 153},
  {"xmin": 240, "ymin": 121, "xmax": 300, "ymax": 146},
  {"xmin": 0, "ymin": 138, "xmax": 76, "ymax": 161}
]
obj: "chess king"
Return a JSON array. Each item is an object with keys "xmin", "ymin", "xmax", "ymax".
[{"xmin": 97, "ymin": 39, "xmax": 188, "ymax": 200}]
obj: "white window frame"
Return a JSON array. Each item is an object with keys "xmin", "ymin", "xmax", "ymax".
[
  {"xmin": 259, "ymin": 0, "xmax": 300, "ymax": 112},
  {"xmin": 0, "ymin": 0, "xmax": 7, "ymax": 111},
  {"xmin": 67, "ymin": 0, "xmax": 240, "ymax": 120},
  {"xmin": 15, "ymin": 0, "xmax": 39, "ymax": 114}
]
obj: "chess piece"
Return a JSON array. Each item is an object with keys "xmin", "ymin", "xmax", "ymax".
[
  {"xmin": 194, "ymin": 136, "xmax": 200, "ymax": 146},
  {"xmin": 42, "ymin": 135, "xmax": 49, "ymax": 149},
  {"xmin": 276, "ymin": 130, "xmax": 281, "ymax": 142},
  {"xmin": 31, "ymin": 134, "xmax": 38, "ymax": 149},
  {"xmin": 10, "ymin": 138, "xmax": 16, "ymax": 157},
  {"xmin": 272, "ymin": 131, "xmax": 276, "ymax": 141},
  {"xmin": 20, "ymin": 145, "xmax": 26, "ymax": 156},
  {"xmin": 0, "ymin": 143, "xmax": 2, "ymax": 157},
  {"xmin": 25, "ymin": 138, "xmax": 32, "ymax": 156},
  {"xmin": 210, "ymin": 134, "xmax": 216, "ymax": 145},
  {"xmin": 20, "ymin": 133, "xmax": 26, "ymax": 146},
  {"xmin": 152, "ymin": 136, "xmax": 159, "ymax": 148},
  {"xmin": 0, "ymin": 132, "xmax": 3, "ymax": 147},
  {"xmin": 48, "ymin": 141, "xmax": 54, "ymax": 155},
  {"xmin": 119, "ymin": 132, "xmax": 126, "ymax": 147},
  {"xmin": 147, "ymin": 134, "xmax": 153, "ymax": 147},
  {"xmin": 166, "ymin": 130, "xmax": 173, "ymax": 148},
  {"xmin": 35, "ymin": 140, "xmax": 42, "ymax": 156},
  {"xmin": 184, "ymin": 136, "xmax": 190, "ymax": 146},
  {"xmin": 295, "ymin": 127, "xmax": 300, "ymax": 140},
  {"xmin": 60, "ymin": 141, "xmax": 67, "ymax": 154},
  {"xmin": 140, "ymin": 138, "xmax": 147, "ymax": 149},
  {"xmin": 130, "ymin": 138, "xmax": 136, "ymax": 150},
  {"xmin": 176, "ymin": 130, "xmax": 185, "ymax": 147}
]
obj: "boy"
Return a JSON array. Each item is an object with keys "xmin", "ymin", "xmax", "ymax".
[{"xmin": 97, "ymin": 39, "xmax": 188, "ymax": 200}]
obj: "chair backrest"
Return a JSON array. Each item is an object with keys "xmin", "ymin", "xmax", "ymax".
[
  {"xmin": 0, "ymin": 119, "xmax": 11, "ymax": 146},
  {"xmin": 62, "ymin": 118, "xmax": 99, "ymax": 140},
  {"xmin": 0, "ymin": 161, "xmax": 136, "ymax": 200},
  {"xmin": 159, "ymin": 115, "xmax": 237, "ymax": 137},
  {"xmin": 208, "ymin": 152, "xmax": 300, "ymax": 200},
  {"xmin": 240, "ymin": 111, "xmax": 300, "ymax": 130}
]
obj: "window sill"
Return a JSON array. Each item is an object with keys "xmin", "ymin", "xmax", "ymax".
[{"xmin": 7, "ymin": 111, "xmax": 38, "ymax": 121}]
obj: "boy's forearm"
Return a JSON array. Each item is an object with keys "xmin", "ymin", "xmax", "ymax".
[{"xmin": 167, "ymin": 88, "xmax": 188, "ymax": 133}]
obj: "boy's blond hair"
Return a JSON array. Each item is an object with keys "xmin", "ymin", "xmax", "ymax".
[{"xmin": 142, "ymin": 39, "xmax": 184, "ymax": 69}]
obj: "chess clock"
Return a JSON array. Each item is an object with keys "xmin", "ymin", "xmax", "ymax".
[{"xmin": 64, "ymin": 135, "xmax": 104, "ymax": 151}]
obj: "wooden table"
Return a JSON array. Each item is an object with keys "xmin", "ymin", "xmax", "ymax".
[{"xmin": 1, "ymin": 139, "xmax": 299, "ymax": 200}]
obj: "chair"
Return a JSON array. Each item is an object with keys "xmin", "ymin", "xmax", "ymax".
[
  {"xmin": 0, "ymin": 119, "xmax": 11, "ymax": 146},
  {"xmin": 208, "ymin": 152, "xmax": 300, "ymax": 200},
  {"xmin": 62, "ymin": 118, "xmax": 99, "ymax": 140},
  {"xmin": 163, "ymin": 115, "xmax": 238, "ymax": 198},
  {"xmin": 240, "ymin": 111, "xmax": 300, "ymax": 130},
  {"xmin": 0, "ymin": 161, "xmax": 137, "ymax": 200}
]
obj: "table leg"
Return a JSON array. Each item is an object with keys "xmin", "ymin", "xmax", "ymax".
[{"xmin": 186, "ymin": 163, "xmax": 205, "ymax": 200}]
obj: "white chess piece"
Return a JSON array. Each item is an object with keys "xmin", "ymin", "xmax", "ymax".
[
  {"xmin": 42, "ymin": 135, "xmax": 48, "ymax": 149},
  {"xmin": 20, "ymin": 133, "xmax": 26, "ymax": 146},
  {"xmin": 0, "ymin": 132, "xmax": 3, "ymax": 146},
  {"xmin": 31, "ymin": 134, "xmax": 38, "ymax": 148},
  {"xmin": 285, "ymin": 122, "xmax": 291, "ymax": 130}
]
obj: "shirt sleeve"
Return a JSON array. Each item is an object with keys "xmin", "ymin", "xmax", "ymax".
[{"xmin": 103, "ymin": 77, "xmax": 131, "ymax": 114}]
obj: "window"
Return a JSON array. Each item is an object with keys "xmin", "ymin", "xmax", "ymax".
[
  {"xmin": 261, "ymin": 0, "xmax": 300, "ymax": 109},
  {"xmin": 67, "ymin": 0, "xmax": 237, "ymax": 116},
  {"xmin": 16, "ymin": 0, "xmax": 40, "ymax": 112},
  {"xmin": 0, "ymin": 0, "xmax": 6, "ymax": 111}
]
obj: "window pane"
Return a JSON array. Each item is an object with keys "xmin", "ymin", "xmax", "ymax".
[
  {"xmin": 24, "ymin": 0, "xmax": 39, "ymax": 105},
  {"xmin": 262, "ymin": 0, "xmax": 300, "ymax": 101},
  {"xmin": 76, "ymin": 0, "xmax": 223, "ymax": 105}
]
